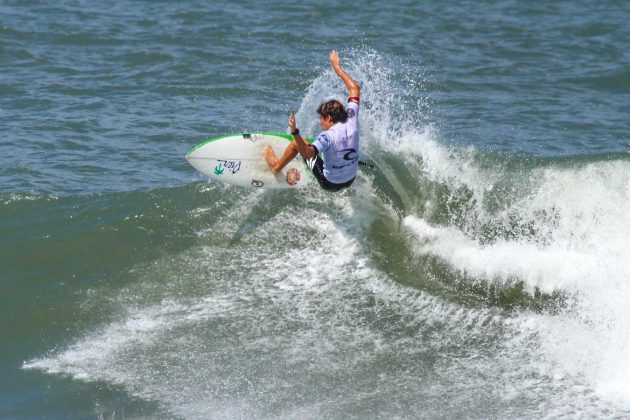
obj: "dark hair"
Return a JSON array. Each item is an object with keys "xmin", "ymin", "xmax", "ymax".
[{"xmin": 317, "ymin": 100, "xmax": 348, "ymax": 123}]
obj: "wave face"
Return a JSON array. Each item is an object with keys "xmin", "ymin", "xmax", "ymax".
[
  {"xmin": 10, "ymin": 49, "xmax": 629, "ymax": 418},
  {"xmin": 4, "ymin": 0, "xmax": 630, "ymax": 417}
]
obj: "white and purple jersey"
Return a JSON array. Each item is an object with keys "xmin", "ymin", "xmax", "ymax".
[{"xmin": 311, "ymin": 98, "xmax": 360, "ymax": 184}]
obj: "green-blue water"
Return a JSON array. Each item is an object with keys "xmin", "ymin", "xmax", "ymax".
[{"xmin": 3, "ymin": 1, "xmax": 630, "ymax": 418}]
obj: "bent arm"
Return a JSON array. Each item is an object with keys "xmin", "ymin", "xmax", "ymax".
[
  {"xmin": 294, "ymin": 134, "xmax": 317, "ymax": 159},
  {"xmin": 288, "ymin": 112, "xmax": 316, "ymax": 159},
  {"xmin": 330, "ymin": 50, "xmax": 360, "ymax": 98}
]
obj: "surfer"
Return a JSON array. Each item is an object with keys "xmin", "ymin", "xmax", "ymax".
[{"xmin": 264, "ymin": 50, "xmax": 361, "ymax": 192}]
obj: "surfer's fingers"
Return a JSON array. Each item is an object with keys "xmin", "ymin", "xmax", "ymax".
[{"xmin": 330, "ymin": 50, "xmax": 340, "ymax": 67}]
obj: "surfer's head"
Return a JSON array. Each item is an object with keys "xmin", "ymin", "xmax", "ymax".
[{"xmin": 317, "ymin": 100, "xmax": 348, "ymax": 127}]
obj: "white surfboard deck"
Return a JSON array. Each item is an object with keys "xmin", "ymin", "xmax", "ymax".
[{"xmin": 186, "ymin": 132, "xmax": 315, "ymax": 189}]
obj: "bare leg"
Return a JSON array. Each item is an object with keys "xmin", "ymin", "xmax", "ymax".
[
  {"xmin": 264, "ymin": 142, "xmax": 298, "ymax": 175},
  {"xmin": 263, "ymin": 145, "xmax": 280, "ymax": 174}
]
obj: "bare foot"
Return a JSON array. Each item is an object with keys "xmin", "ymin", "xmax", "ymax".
[{"xmin": 263, "ymin": 145, "xmax": 279, "ymax": 174}]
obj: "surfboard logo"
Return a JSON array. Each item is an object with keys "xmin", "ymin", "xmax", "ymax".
[
  {"xmin": 285, "ymin": 168, "xmax": 301, "ymax": 186},
  {"xmin": 214, "ymin": 160, "xmax": 241, "ymax": 176},
  {"xmin": 251, "ymin": 180, "xmax": 264, "ymax": 187}
]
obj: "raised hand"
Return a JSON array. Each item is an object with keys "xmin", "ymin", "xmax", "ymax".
[
  {"xmin": 328, "ymin": 50, "xmax": 360, "ymax": 98},
  {"xmin": 330, "ymin": 50, "xmax": 341, "ymax": 71},
  {"xmin": 288, "ymin": 112, "xmax": 296, "ymax": 132}
]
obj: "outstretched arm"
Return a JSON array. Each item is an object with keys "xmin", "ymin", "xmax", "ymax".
[{"xmin": 330, "ymin": 50, "xmax": 360, "ymax": 98}]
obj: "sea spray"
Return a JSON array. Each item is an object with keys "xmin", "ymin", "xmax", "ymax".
[
  {"xmin": 401, "ymin": 129, "xmax": 630, "ymax": 404},
  {"xmin": 19, "ymin": 46, "xmax": 630, "ymax": 417}
]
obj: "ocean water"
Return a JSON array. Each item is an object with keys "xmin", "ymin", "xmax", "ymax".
[{"xmin": 2, "ymin": 0, "xmax": 630, "ymax": 418}]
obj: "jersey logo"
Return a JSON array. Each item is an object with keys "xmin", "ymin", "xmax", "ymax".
[
  {"xmin": 340, "ymin": 148, "xmax": 358, "ymax": 162},
  {"xmin": 347, "ymin": 108, "xmax": 355, "ymax": 118}
]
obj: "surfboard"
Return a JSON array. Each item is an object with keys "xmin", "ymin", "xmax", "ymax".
[{"xmin": 186, "ymin": 132, "xmax": 316, "ymax": 189}]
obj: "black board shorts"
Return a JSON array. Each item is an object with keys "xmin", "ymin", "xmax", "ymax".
[{"xmin": 305, "ymin": 153, "xmax": 355, "ymax": 192}]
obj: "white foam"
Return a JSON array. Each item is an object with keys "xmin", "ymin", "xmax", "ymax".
[
  {"xmin": 402, "ymin": 145, "xmax": 630, "ymax": 406},
  {"xmin": 343, "ymin": 49, "xmax": 630, "ymax": 405},
  {"xmin": 1, "ymin": 192, "xmax": 58, "ymax": 205},
  {"xmin": 23, "ymin": 191, "xmax": 384, "ymax": 417},
  {"xmin": 23, "ymin": 295, "xmax": 241, "ymax": 376},
  {"xmin": 23, "ymin": 48, "xmax": 630, "ymax": 417},
  {"xmin": 403, "ymin": 215, "xmax": 601, "ymax": 293}
]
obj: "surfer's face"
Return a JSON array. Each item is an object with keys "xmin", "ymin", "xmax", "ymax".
[{"xmin": 319, "ymin": 115, "xmax": 334, "ymax": 130}]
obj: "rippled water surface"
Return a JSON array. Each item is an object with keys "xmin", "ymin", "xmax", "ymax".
[{"xmin": 2, "ymin": 0, "xmax": 630, "ymax": 418}]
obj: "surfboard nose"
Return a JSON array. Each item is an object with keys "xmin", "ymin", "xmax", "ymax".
[{"xmin": 185, "ymin": 147, "xmax": 208, "ymax": 175}]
